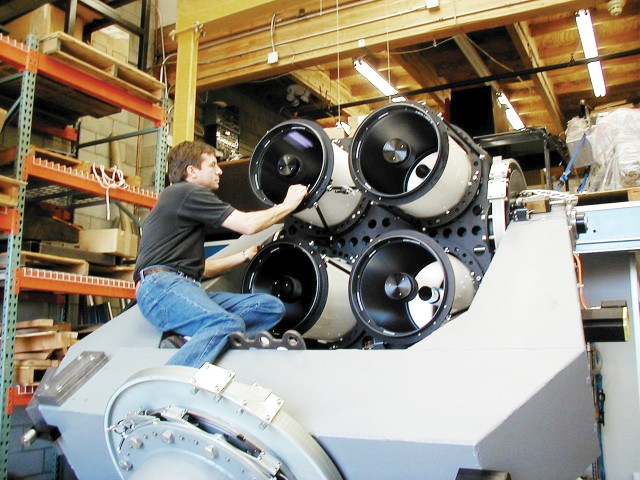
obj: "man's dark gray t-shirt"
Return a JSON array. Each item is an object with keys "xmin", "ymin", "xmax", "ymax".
[{"xmin": 134, "ymin": 181, "xmax": 235, "ymax": 281}]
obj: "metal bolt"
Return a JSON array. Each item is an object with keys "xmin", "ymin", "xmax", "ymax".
[
  {"xmin": 205, "ymin": 445, "xmax": 219, "ymax": 459},
  {"xmin": 160, "ymin": 430, "xmax": 174, "ymax": 444},
  {"xmin": 129, "ymin": 436, "xmax": 143, "ymax": 449}
]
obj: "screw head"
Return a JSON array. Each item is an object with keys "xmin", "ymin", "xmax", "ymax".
[
  {"xmin": 204, "ymin": 445, "xmax": 219, "ymax": 459},
  {"xmin": 129, "ymin": 436, "xmax": 143, "ymax": 449},
  {"xmin": 160, "ymin": 430, "xmax": 174, "ymax": 444}
]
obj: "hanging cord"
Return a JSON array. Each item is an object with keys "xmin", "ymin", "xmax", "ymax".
[
  {"xmin": 92, "ymin": 164, "xmax": 129, "ymax": 221},
  {"xmin": 335, "ymin": 0, "xmax": 341, "ymax": 126},
  {"xmin": 270, "ymin": 13, "xmax": 278, "ymax": 56},
  {"xmin": 573, "ymin": 252, "xmax": 589, "ymax": 310}
]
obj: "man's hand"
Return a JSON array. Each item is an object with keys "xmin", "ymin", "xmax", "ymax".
[
  {"xmin": 282, "ymin": 184, "xmax": 308, "ymax": 209},
  {"xmin": 222, "ymin": 184, "xmax": 308, "ymax": 235}
]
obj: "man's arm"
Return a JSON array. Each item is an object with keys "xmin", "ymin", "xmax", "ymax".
[
  {"xmin": 202, "ymin": 245, "xmax": 257, "ymax": 279},
  {"xmin": 221, "ymin": 184, "xmax": 307, "ymax": 235}
]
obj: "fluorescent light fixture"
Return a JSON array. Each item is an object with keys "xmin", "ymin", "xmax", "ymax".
[
  {"xmin": 587, "ymin": 61, "xmax": 607, "ymax": 97},
  {"xmin": 354, "ymin": 59, "xmax": 398, "ymax": 97},
  {"xmin": 576, "ymin": 10, "xmax": 598, "ymax": 58},
  {"xmin": 505, "ymin": 108, "xmax": 525, "ymax": 131},
  {"xmin": 576, "ymin": 9, "xmax": 607, "ymax": 97},
  {"xmin": 497, "ymin": 92, "xmax": 525, "ymax": 130},
  {"xmin": 497, "ymin": 93, "xmax": 510, "ymax": 107}
]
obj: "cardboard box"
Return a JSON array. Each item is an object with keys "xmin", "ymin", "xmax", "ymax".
[
  {"xmin": 78, "ymin": 228, "xmax": 139, "ymax": 258},
  {"xmin": 5, "ymin": 5, "xmax": 84, "ymax": 43}
]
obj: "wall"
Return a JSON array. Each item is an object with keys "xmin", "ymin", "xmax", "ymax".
[
  {"xmin": 9, "ymin": 407, "xmax": 77, "ymax": 479},
  {"xmin": 197, "ymin": 86, "xmax": 286, "ymax": 157},
  {"xmin": 583, "ymin": 252, "xmax": 640, "ymax": 480}
]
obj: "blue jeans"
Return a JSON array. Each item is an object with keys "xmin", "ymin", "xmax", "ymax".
[{"xmin": 136, "ymin": 270, "xmax": 285, "ymax": 368}]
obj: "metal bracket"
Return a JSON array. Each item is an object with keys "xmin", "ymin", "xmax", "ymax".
[
  {"xmin": 169, "ymin": 21, "xmax": 205, "ymax": 41},
  {"xmin": 190, "ymin": 362, "xmax": 235, "ymax": 395},
  {"xmin": 34, "ymin": 351, "xmax": 109, "ymax": 406},
  {"xmin": 229, "ymin": 330, "xmax": 306, "ymax": 350}
]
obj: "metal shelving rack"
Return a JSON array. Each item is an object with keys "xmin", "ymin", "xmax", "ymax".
[{"xmin": 0, "ymin": 32, "xmax": 168, "ymax": 476}]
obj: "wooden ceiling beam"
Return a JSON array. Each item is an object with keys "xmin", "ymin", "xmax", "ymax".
[
  {"xmin": 539, "ymin": 29, "xmax": 640, "ymax": 61},
  {"xmin": 166, "ymin": 0, "xmax": 599, "ymax": 91},
  {"xmin": 452, "ymin": 34, "xmax": 501, "ymax": 92},
  {"xmin": 394, "ymin": 50, "xmax": 448, "ymax": 110},
  {"xmin": 528, "ymin": 6, "xmax": 638, "ymax": 37},
  {"xmin": 507, "ymin": 22, "xmax": 564, "ymax": 133}
]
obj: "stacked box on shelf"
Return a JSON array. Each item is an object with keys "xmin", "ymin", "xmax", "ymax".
[
  {"xmin": 2, "ymin": 319, "xmax": 76, "ymax": 386},
  {"xmin": 78, "ymin": 228, "xmax": 139, "ymax": 258},
  {"xmin": 4, "ymin": 5, "xmax": 85, "ymax": 43}
]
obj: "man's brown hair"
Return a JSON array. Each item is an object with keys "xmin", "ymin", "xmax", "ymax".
[{"xmin": 167, "ymin": 140, "xmax": 219, "ymax": 183}]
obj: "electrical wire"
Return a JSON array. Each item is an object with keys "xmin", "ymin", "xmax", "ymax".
[
  {"xmin": 389, "ymin": 36, "xmax": 455, "ymax": 55},
  {"xmin": 92, "ymin": 164, "xmax": 129, "ymax": 221},
  {"xmin": 573, "ymin": 252, "xmax": 589, "ymax": 310},
  {"xmin": 155, "ymin": 4, "xmax": 171, "ymax": 98},
  {"xmin": 334, "ymin": 0, "xmax": 342, "ymax": 128},
  {"xmin": 270, "ymin": 13, "xmax": 278, "ymax": 54}
]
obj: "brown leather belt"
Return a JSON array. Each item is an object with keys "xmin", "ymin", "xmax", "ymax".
[{"xmin": 134, "ymin": 266, "xmax": 197, "ymax": 284}]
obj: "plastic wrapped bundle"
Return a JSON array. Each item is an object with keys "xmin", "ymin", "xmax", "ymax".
[
  {"xmin": 565, "ymin": 116, "xmax": 595, "ymax": 168},
  {"xmin": 585, "ymin": 108, "xmax": 640, "ymax": 191}
]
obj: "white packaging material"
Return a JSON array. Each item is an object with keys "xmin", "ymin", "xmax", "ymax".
[
  {"xmin": 584, "ymin": 108, "xmax": 640, "ymax": 192},
  {"xmin": 565, "ymin": 116, "xmax": 595, "ymax": 168}
]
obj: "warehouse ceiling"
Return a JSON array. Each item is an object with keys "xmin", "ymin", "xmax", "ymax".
[
  {"xmin": 156, "ymin": 0, "xmax": 639, "ymax": 137},
  {"xmin": 1, "ymin": 1, "xmax": 637, "ymax": 137}
]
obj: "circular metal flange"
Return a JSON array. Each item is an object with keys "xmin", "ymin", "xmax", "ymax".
[
  {"xmin": 105, "ymin": 366, "xmax": 342, "ymax": 480},
  {"xmin": 349, "ymin": 230, "xmax": 457, "ymax": 346},
  {"xmin": 242, "ymin": 241, "xmax": 358, "ymax": 345},
  {"xmin": 249, "ymin": 119, "xmax": 334, "ymax": 213},
  {"xmin": 350, "ymin": 101, "xmax": 450, "ymax": 208},
  {"xmin": 242, "ymin": 241, "xmax": 328, "ymax": 336},
  {"xmin": 115, "ymin": 416, "xmax": 277, "ymax": 479},
  {"xmin": 487, "ymin": 157, "xmax": 527, "ymax": 251}
]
